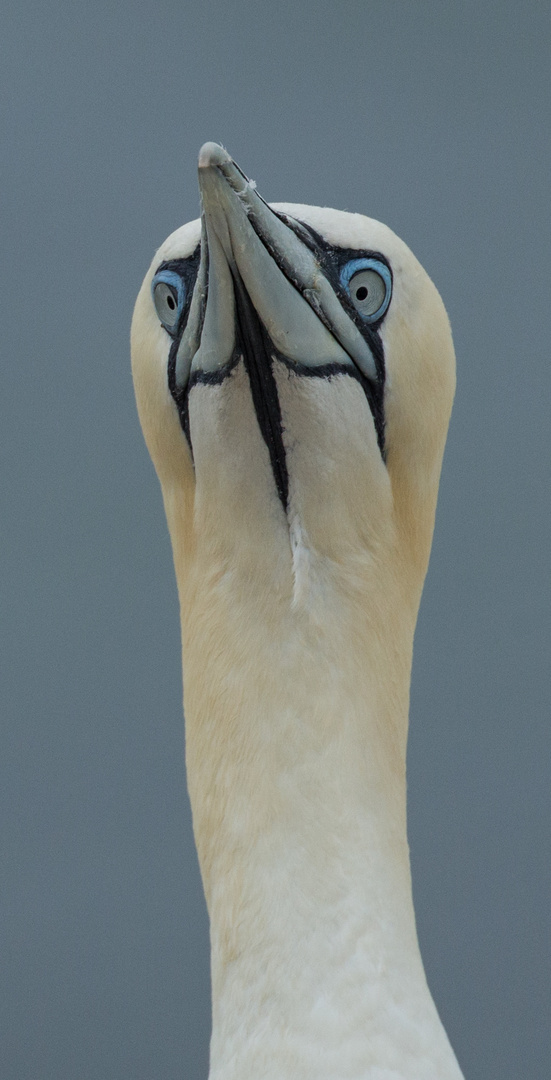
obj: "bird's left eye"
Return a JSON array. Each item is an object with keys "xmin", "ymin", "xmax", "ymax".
[
  {"xmin": 340, "ymin": 258, "xmax": 392, "ymax": 323},
  {"xmin": 151, "ymin": 271, "xmax": 186, "ymax": 334}
]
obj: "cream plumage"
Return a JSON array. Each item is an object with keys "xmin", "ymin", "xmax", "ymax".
[{"xmin": 131, "ymin": 142, "xmax": 464, "ymax": 1080}]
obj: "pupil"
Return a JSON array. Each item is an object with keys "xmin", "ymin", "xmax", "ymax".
[
  {"xmin": 356, "ymin": 286, "xmax": 368, "ymax": 301},
  {"xmin": 166, "ymin": 294, "xmax": 176, "ymax": 310}
]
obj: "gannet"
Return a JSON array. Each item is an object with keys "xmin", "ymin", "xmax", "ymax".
[{"xmin": 131, "ymin": 142, "xmax": 464, "ymax": 1080}]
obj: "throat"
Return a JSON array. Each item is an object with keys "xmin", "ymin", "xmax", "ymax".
[
  {"xmin": 207, "ymin": 763, "xmax": 419, "ymax": 1079},
  {"xmin": 180, "ymin": 588, "xmax": 462, "ymax": 1080}
]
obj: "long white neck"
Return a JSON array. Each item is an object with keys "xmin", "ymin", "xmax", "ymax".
[{"xmin": 168, "ymin": 504, "xmax": 464, "ymax": 1080}]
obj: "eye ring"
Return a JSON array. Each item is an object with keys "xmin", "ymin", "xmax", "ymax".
[
  {"xmin": 340, "ymin": 258, "xmax": 392, "ymax": 323},
  {"xmin": 151, "ymin": 270, "xmax": 187, "ymax": 334}
]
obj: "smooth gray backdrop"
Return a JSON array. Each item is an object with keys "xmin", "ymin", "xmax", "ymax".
[{"xmin": 2, "ymin": 2, "xmax": 549, "ymax": 1078}]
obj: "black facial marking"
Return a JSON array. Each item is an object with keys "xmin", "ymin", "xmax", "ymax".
[
  {"xmin": 160, "ymin": 219, "xmax": 391, "ymax": 502},
  {"xmin": 233, "ymin": 275, "xmax": 289, "ymax": 509}
]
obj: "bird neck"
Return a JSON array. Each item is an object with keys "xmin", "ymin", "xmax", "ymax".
[{"xmin": 171, "ymin": 515, "xmax": 462, "ymax": 1080}]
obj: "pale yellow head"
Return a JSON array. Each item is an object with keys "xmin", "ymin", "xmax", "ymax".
[
  {"xmin": 132, "ymin": 147, "xmax": 455, "ymax": 612},
  {"xmin": 130, "ymin": 144, "xmax": 461, "ymax": 1080}
]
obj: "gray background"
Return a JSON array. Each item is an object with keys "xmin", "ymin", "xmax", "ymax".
[{"xmin": 2, "ymin": 1, "xmax": 549, "ymax": 1077}]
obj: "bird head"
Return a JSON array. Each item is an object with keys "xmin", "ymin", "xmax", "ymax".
[{"xmin": 132, "ymin": 143, "xmax": 455, "ymax": 612}]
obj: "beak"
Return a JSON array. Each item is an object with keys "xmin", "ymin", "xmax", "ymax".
[{"xmin": 174, "ymin": 142, "xmax": 378, "ymax": 390}]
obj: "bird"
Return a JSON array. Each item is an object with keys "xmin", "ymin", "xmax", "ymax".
[{"xmin": 131, "ymin": 142, "xmax": 464, "ymax": 1080}]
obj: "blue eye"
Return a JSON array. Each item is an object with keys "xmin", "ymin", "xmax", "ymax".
[
  {"xmin": 151, "ymin": 270, "xmax": 186, "ymax": 334},
  {"xmin": 340, "ymin": 258, "xmax": 392, "ymax": 323}
]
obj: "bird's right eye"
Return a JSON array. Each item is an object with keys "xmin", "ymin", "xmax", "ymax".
[{"xmin": 152, "ymin": 271, "xmax": 186, "ymax": 334}]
